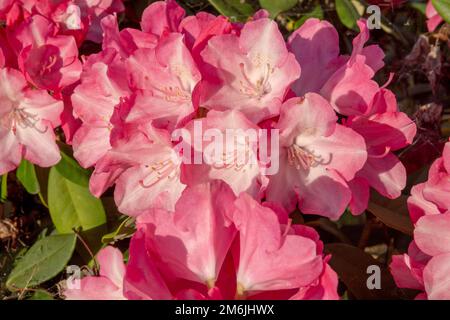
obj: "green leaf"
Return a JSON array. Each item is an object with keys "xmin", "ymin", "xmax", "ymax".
[
  {"xmin": 29, "ymin": 290, "xmax": 55, "ymax": 300},
  {"xmin": 16, "ymin": 160, "xmax": 40, "ymax": 195},
  {"xmin": 48, "ymin": 166, "xmax": 106, "ymax": 234},
  {"xmin": 259, "ymin": 0, "xmax": 297, "ymax": 18},
  {"xmin": 102, "ymin": 217, "xmax": 135, "ymax": 244},
  {"xmin": 0, "ymin": 173, "xmax": 7, "ymax": 202},
  {"xmin": 294, "ymin": 5, "xmax": 324, "ymax": 29},
  {"xmin": 335, "ymin": 0, "xmax": 361, "ymax": 30},
  {"xmin": 432, "ymin": 0, "xmax": 450, "ymax": 24},
  {"xmin": 54, "ymin": 151, "xmax": 90, "ymax": 187},
  {"xmin": 208, "ymin": 0, "xmax": 255, "ymax": 21},
  {"xmin": 6, "ymin": 234, "xmax": 76, "ymax": 290}
]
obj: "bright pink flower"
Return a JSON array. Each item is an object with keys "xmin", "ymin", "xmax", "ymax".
[
  {"xmin": 199, "ymin": 18, "xmax": 300, "ymax": 123},
  {"xmin": 426, "ymin": 1, "xmax": 443, "ymax": 32},
  {"xmin": 71, "ymin": 48, "xmax": 130, "ymax": 168},
  {"xmin": 76, "ymin": 0, "xmax": 125, "ymax": 43},
  {"xmin": 0, "ymin": 67, "xmax": 63, "ymax": 175},
  {"xmin": 125, "ymin": 32, "xmax": 201, "ymax": 130},
  {"xmin": 101, "ymin": 14, "xmax": 158, "ymax": 58},
  {"xmin": 140, "ymin": 0, "xmax": 185, "ymax": 37},
  {"xmin": 346, "ymin": 89, "xmax": 417, "ymax": 214},
  {"xmin": 65, "ymin": 182, "xmax": 338, "ymax": 300},
  {"xmin": 8, "ymin": 14, "xmax": 82, "ymax": 91},
  {"xmin": 265, "ymin": 93, "xmax": 367, "ymax": 219},
  {"xmin": 64, "ymin": 246, "xmax": 126, "ymax": 300},
  {"xmin": 288, "ymin": 19, "xmax": 383, "ymax": 116},
  {"xmin": 90, "ymin": 123, "xmax": 186, "ymax": 215},
  {"xmin": 390, "ymin": 141, "xmax": 450, "ymax": 300},
  {"xmin": 182, "ymin": 110, "xmax": 268, "ymax": 198}
]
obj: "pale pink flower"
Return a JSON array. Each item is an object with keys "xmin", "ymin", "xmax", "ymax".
[
  {"xmin": 265, "ymin": 93, "xmax": 367, "ymax": 220},
  {"xmin": 125, "ymin": 32, "xmax": 201, "ymax": 130},
  {"xmin": 71, "ymin": 48, "xmax": 130, "ymax": 168},
  {"xmin": 182, "ymin": 110, "xmax": 268, "ymax": 198},
  {"xmin": 90, "ymin": 123, "xmax": 186, "ymax": 215},
  {"xmin": 0, "ymin": 67, "xmax": 63, "ymax": 175},
  {"xmin": 199, "ymin": 18, "xmax": 300, "ymax": 123}
]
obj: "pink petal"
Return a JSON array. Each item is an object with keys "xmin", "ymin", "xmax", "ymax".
[
  {"xmin": 288, "ymin": 18, "xmax": 340, "ymax": 95},
  {"xmin": 124, "ymin": 230, "xmax": 172, "ymax": 300},
  {"xmin": 140, "ymin": 181, "xmax": 237, "ymax": 285},
  {"xmin": 414, "ymin": 213, "xmax": 450, "ymax": 257},
  {"xmin": 423, "ymin": 253, "xmax": 450, "ymax": 300},
  {"xmin": 234, "ymin": 193, "xmax": 323, "ymax": 292},
  {"xmin": 357, "ymin": 153, "xmax": 406, "ymax": 199},
  {"xmin": 390, "ymin": 254, "xmax": 424, "ymax": 291}
]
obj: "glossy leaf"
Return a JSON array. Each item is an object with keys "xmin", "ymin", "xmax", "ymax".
[
  {"xmin": 325, "ymin": 243, "xmax": 405, "ymax": 299},
  {"xmin": 6, "ymin": 234, "xmax": 76, "ymax": 290},
  {"xmin": 48, "ymin": 166, "xmax": 106, "ymax": 234},
  {"xmin": 54, "ymin": 151, "xmax": 90, "ymax": 187},
  {"xmin": 259, "ymin": 0, "xmax": 297, "ymax": 18},
  {"xmin": 16, "ymin": 160, "xmax": 40, "ymax": 195},
  {"xmin": 367, "ymin": 202, "xmax": 414, "ymax": 236},
  {"xmin": 208, "ymin": 0, "xmax": 255, "ymax": 21},
  {"xmin": 335, "ymin": 0, "xmax": 361, "ymax": 30}
]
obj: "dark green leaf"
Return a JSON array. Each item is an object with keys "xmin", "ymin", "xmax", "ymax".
[
  {"xmin": 325, "ymin": 243, "xmax": 404, "ymax": 299},
  {"xmin": 432, "ymin": 0, "xmax": 450, "ymax": 24},
  {"xmin": 335, "ymin": 0, "xmax": 361, "ymax": 30},
  {"xmin": 16, "ymin": 160, "xmax": 40, "ymax": 195},
  {"xmin": 259, "ymin": 0, "xmax": 297, "ymax": 18},
  {"xmin": 48, "ymin": 166, "xmax": 106, "ymax": 234},
  {"xmin": 6, "ymin": 234, "xmax": 76, "ymax": 290}
]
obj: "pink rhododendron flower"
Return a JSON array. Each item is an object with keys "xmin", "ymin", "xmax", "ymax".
[
  {"xmin": 265, "ymin": 93, "xmax": 367, "ymax": 219},
  {"xmin": 71, "ymin": 48, "xmax": 130, "ymax": 168},
  {"xmin": 140, "ymin": 0, "xmax": 185, "ymax": 37},
  {"xmin": 64, "ymin": 246, "xmax": 126, "ymax": 300},
  {"xmin": 64, "ymin": 181, "xmax": 338, "ymax": 300},
  {"xmin": 125, "ymin": 32, "xmax": 201, "ymax": 130},
  {"xmin": 289, "ymin": 19, "xmax": 383, "ymax": 116},
  {"xmin": 182, "ymin": 110, "xmax": 268, "ymax": 198},
  {"xmin": 390, "ymin": 140, "xmax": 450, "ymax": 300},
  {"xmin": 90, "ymin": 123, "xmax": 186, "ymax": 215},
  {"xmin": 426, "ymin": 1, "xmax": 444, "ymax": 32},
  {"xmin": 0, "ymin": 68, "xmax": 63, "ymax": 174},
  {"xmin": 10, "ymin": 14, "xmax": 82, "ymax": 91},
  {"xmin": 346, "ymin": 89, "xmax": 417, "ymax": 214},
  {"xmin": 288, "ymin": 18, "xmax": 416, "ymax": 214},
  {"xmin": 200, "ymin": 18, "xmax": 301, "ymax": 123}
]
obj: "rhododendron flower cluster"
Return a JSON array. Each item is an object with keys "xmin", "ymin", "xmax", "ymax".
[
  {"xmin": 1, "ymin": 0, "xmax": 434, "ymax": 301},
  {"xmin": 390, "ymin": 139, "xmax": 450, "ymax": 300},
  {"xmin": 64, "ymin": 181, "xmax": 339, "ymax": 300},
  {"xmin": 67, "ymin": 1, "xmax": 417, "ymax": 222}
]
